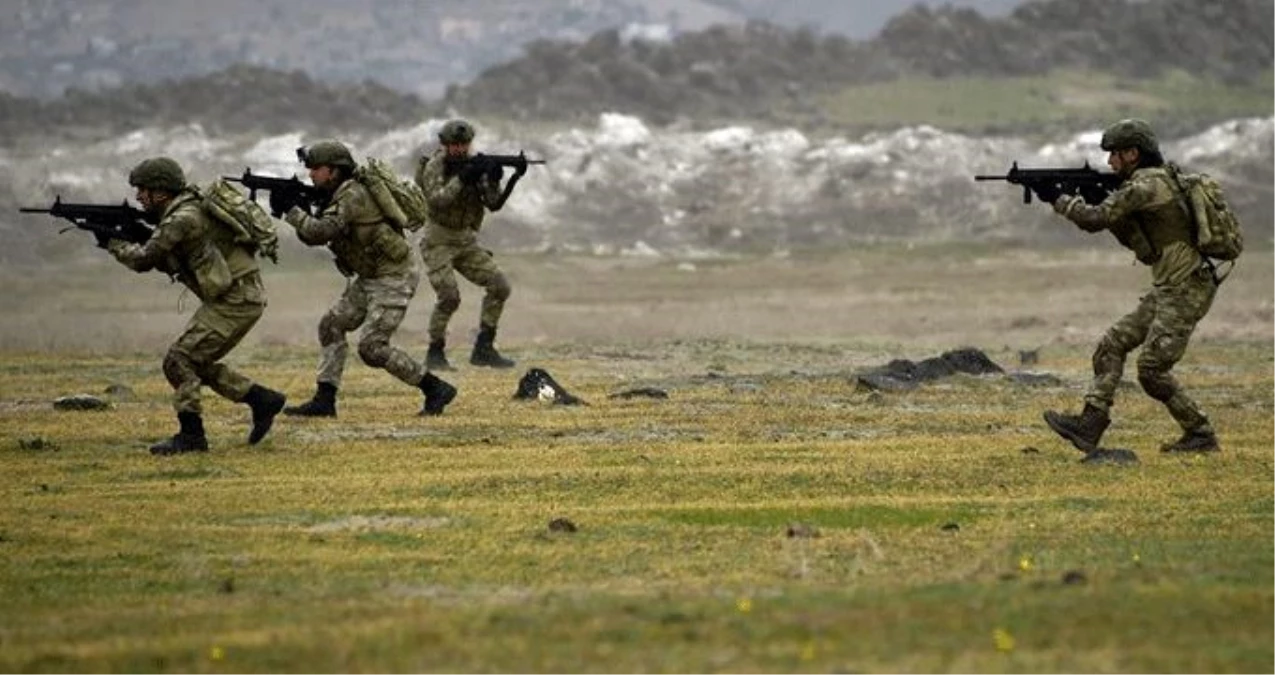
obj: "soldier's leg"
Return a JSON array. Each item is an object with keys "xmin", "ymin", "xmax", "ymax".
[
  {"xmin": 1044, "ymin": 292, "xmax": 1154, "ymax": 452},
  {"xmin": 286, "ymin": 280, "xmax": 367, "ymax": 417},
  {"xmin": 152, "ymin": 308, "xmax": 238, "ymax": 454},
  {"xmin": 1136, "ymin": 272, "xmax": 1218, "ymax": 449},
  {"xmin": 357, "ymin": 270, "xmax": 456, "ymax": 415},
  {"xmin": 1084, "ymin": 292, "xmax": 1156, "ymax": 413},
  {"xmin": 423, "ymin": 245, "xmax": 462, "ymax": 344},
  {"xmin": 455, "ymin": 247, "xmax": 514, "ymax": 368},
  {"xmin": 455, "ymin": 247, "xmax": 511, "ymax": 331}
]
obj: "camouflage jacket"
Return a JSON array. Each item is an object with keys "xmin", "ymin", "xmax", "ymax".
[
  {"xmin": 414, "ymin": 148, "xmax": 502, "ymax": 247},
  {"xmin": 110, "ymin": 188, "xmax": 258, "ymax": 302},
  {"xmin": 285, "ymin": 178, "xmax": 414, "ymax": 279},
  {"xmin": 1054, "ymin": 165, "xmax": 1201, "ymax": 286}
]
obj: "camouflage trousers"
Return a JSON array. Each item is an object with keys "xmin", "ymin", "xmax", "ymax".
[
  {"xmin": 421, "ymin": 242, "xmax": 511, "ymax": 341},
  {"xmin": 1085, "ymin": 267, "xmax": 1217, "ymax": 432},
  {"xmin": 164, "ymin": 274, "xmax": 264, "ymax": 414},
  {"xmin": 315, "ymin": 270, "xmax": 424, "ymax": 389}
]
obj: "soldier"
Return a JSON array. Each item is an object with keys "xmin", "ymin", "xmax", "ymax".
[
  {"xmin": 273, "ymin": 140, "xmax": 456, "ymax": 418},
  {"xmin": 108, "ymin": 157, "xmax": 287, "ymax": 455},
  {"xmin": 1034, "ymin": 119, "xmax": 1221, "ymax": 453},
  {"xmin": 414, "ymin": 119, "xmax": 525, "ymax": 370}
]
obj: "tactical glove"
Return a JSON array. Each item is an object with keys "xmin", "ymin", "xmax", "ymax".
[
  {"xmin": 269, "ymin": 190, "xmax": 298, "ymax": 218},
  {"xmin": 512, "ymin": 155, "xmax": 529, "ymax": 177}
]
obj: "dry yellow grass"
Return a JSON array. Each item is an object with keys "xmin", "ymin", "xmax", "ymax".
[{"xmin": 0, "ymin": 244, "xmax": 1271, "ymax": 672}]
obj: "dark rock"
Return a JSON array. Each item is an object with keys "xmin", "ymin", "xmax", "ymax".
[
  {"xmin": 786, "ymin": 522, "xmax": 819, "ymax": 538},
  {"xmin": 940, "ymin": 522, "xmax": 960, "ymax": 532},
  {"xmin": 1081, "ymin": 448, "xmax": 1139, "ymax": 465},
  {"xmin": 1061, "ymin": 570, "xmax": 1087, "ymax": 585},
  {"xmin": 608, "ymin": 387, "xmax": 669, "ymax": 400},
  {"xmin": 53, "ymin": 394, "xmax": 111, "ymax": 411},
  {"xmin": 1020, "ymin": 446, "xmax": 1041, "ymax": 455},
  {"xmin": 18, "ymin": 436, "xmax": 56, "ymax": 451},
  {"xmin": 548, "ymin": 517, "xmax": 578, "ymax": 533}
]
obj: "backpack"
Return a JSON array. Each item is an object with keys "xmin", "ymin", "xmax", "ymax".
[
  {"xmin": 201, "ymin": 178, "xmax": 281, "ymax": 263},
  {"xmin": 1169, "ymin": 165, "xmax": 1244, "ymax": 262},
  {"xmin": 356, "ymin": 157, "xmax": 430, "ymax": 233}
]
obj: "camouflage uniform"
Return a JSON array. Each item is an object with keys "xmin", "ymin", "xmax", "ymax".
[
  {"xmin": 414, "ymin": 148, "xmax": 512, "ymax": 342},
  {"xmin": 284, "ymin": 179, "xmax": 425, "ymax": 389},
  {"xmin": 1052, "ymin": 165, "xmax": 1217, "ymax": 438},
  {"xmin": 110, "ymin": 189, "xmax": 267, "ymax": 415},
  {"xmin": 110, "ymin": 157, "xmax": 285, "ymax": 454}
]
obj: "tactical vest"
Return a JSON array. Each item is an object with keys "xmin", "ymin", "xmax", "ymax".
[
  {"xmin": 163, "ymin": 190, "xmax": 259, "ymax": 301},
  {"xmin": 324, "ymin": 179, "xmax": 413, "ymax": 279}
]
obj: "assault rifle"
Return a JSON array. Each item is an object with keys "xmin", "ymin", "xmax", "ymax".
[
  {"xmin": 223, "ymin": 168, "xmax": 323, "ymax": 210},
  {"xmin": 445, "ymin": 151, "xmax": 546, "ymax": 184},
  {"xmin": 975, "ymin": 161, "xmax": 1123, "ymax": 205},
  {"xmin": 19, "ymin": 196, "xmax": 152, "ymax": 247}
]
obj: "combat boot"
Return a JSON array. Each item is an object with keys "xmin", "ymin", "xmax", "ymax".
[
  {"xmin": 418, "ymin": 372, "xmax": 458, "ymax": 416},
  {"xmin": 1161, "ymin": 428, "xmax": 1220, "ymax": 453},
  {"xmin": 1043, "ymin": 403, "xmax": 1110, "ymax": 453},
  {"xmin": 242, "ymin": 384, "xmax": 286, "ymax": 444},
  {"xmin": 284, "ymin": 382, "xmax": 337, "ymax": 418},
  {"xmin": 470, "ymin": 325, "xmax": 515, "ymax": 368},
  {"xmin": 426, "ymin": 339, "xmax": 455, "ymax": 371},
  {"xmin": 150, "ymin": 411, "xmax": 209, "ymax": 455}
]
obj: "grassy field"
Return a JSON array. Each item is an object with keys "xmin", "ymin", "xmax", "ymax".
[{"xmin": 0, "ymin": 245, "xmax": 1271, "ymax": 672}]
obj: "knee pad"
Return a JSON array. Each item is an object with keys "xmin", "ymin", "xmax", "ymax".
[
  {"xmin": 357, "ymin": 339, "xmax": 391, "ymax": 368},
  {"xmin": 1137, "ymin": 368, "xmax": 1174, "ymax": 402},
  {"xmin": 435, "ymin": 287, "xmax": 461, "ymax": 315},
  {"xmin": 488, "ymin": 274, "xmax": 511, "ymax": 302}
]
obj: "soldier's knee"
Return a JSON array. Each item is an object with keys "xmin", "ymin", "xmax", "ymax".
[
  {"xmin": 357, "ymin": 338, "xmax": 391, "ymax": 368},
  {"xmin": 435, "ymin": 287, "xmax": 461, "ymax": 314},
  {"xmin": 1137, "ymin": 367, "xmax": 1174, "ymax": 401},
  {"xmin": 488, "ymin": 274, "xmax": 511, "ymax": 302},
  {"xmin": 162, "ymin": 349, "xmax": 189, "ymax": 388},
  {"xmin": 318, "ymin": 312, "xmax": 348, "ymax": 343}
]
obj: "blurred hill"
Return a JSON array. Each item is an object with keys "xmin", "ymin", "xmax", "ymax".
[
  {"xmin": 0, "ymin": 0, "xmax": 1269, "ymax": 147},
  {"xmin": 2, "ymin": 0, "xmax": 1022, "ymax": 99}
]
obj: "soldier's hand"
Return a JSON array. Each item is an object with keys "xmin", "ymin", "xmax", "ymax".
[
  {"xmin": 269, "ymin": 191, "xmax": 297, "ymax": 218},
  {"xmin": 1031, "ymin": 183, "xmax": 1062, "ymax": 204},
  {"xmin": 512, "ymin": 155, "xmax": 528, "ymax": 178},
  {"xmin": 485, "ymin": 163, "xmax": 504, "ymax": 183}
]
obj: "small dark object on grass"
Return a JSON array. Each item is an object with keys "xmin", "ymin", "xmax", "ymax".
[
  {"xmin": 786, "ymin": 522, "xmax": 818, "ymax": 538},
  {"xmin": 53, "ymin": 394, "xmax": 112, "ymax": 411},
  {"xmin": 940, "ymin": 522, "xmax": 960, "ymax": 532},
  {"xmin": 609, "ymin": 387, "xmax": 669, "ymax": 400},
  {"xmin": 1081, "ymin": 448, "xmax": 1139, "ymax": 465},
  {"xmin": 548, "ymin": 517, "xmax": 578, "ymax": 533},
  {"xmin": 1062, "ymin": 570, "xmax": 1087, "ymax": 585}
]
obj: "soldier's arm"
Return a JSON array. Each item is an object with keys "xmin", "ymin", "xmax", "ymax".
[
  {"xmin": 420, "ymin": 164, "xmax": 465, "ymax": 210},
  {"xmin": 1054, "ymin": 177, "xmax": 1155, "ymax": 233},
  {"xmin": 284, "ymin": 192, "xmax": 349, "ymax": 245},
  {"xmin": 108, "ymin": 211, "xmax": 191, "ymax": 272}
]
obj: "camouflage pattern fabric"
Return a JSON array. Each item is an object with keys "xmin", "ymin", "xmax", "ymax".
[
  {"xmin": 1085, "ymin": 260, "xmax": 1217, "ymax": 433},
  {"xmin": 284, "ymin": 179, "xmax": 413, "ymax": 280},
  {"xmin": 315, "ymin": 270, "xmax": 424, "ymax": 388},
  {"xmin": 109, "ymin": 191, "xmax": 266, "ymax": 414},
  {"xmin": 164, "ymin": 276, "xmax": 266, "ymax": 414},
  {"xmin": 420, "ymin": 242, "xmax": 511, "ymax": 341},
  {"xmin": 414, "ymin": 148, "xmax": 503, "ymax": 248},
  {"xmin": 1053, "ymin": 166, "xmax": 1200, "ymax": 286}
]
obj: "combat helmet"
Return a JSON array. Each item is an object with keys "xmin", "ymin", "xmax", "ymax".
[
  {"xmin": 128, "ymin": 157, "xmax": 186, "ymax": 192},
  {"xmin": 298, "ymin": 140, "xmax": 356, "ymax": 169},
  {"xmin": 438, "ymin": 119, "xmax": 476, "ymax": 144},
  {"xmin": 1100, "ymin": 118, "xmax": 1159, "ymax": 154}
]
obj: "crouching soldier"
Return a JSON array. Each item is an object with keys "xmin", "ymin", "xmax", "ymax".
[
  {"xmin": 274, "ymin": 140, "xmax": 456, "ymax": 418},
  {"xmin": 108, "ymin": 157, "xmax": 287, "ymax": 455}
]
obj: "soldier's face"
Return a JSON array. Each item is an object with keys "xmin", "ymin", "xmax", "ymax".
[
  {"xmin": 309, "ymin": 165, "xmax": 338, "ymax": 190},
  {"xmin": 1107, "ymin": 148, "xmax": 1140, "ymax": 177},
  {"xmin": 443, "ymin": 142, "xmax": 470, "ymax": 158},
  {"xmin": 135, "ymin": 187, "xmax": 165, "ymax": 214}
]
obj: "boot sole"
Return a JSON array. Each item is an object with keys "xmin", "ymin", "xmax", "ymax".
[{"xmin": 1043, "ymin": 411, "xmax": 1099, "ymax": 453}]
